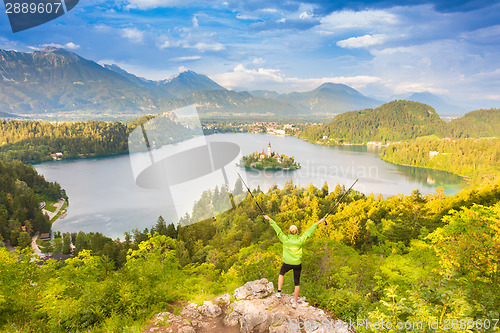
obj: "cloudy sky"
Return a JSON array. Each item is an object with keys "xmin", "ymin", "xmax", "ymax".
[{"xmin": 1, "ymin": 0, "xmax": 499, "ymax": 109}]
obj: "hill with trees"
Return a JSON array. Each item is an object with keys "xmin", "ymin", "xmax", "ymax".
[
  {"xmin": 0, "ymin": 116, "xmax": 196, "ymax": 164},
  {"xmin": 298, "ymin": 100, "xmax": 446, "ymax": 144},
  {"xmin": 445, "ymin": 108, "xmax": 500, "ymax": 138},
  {"xmin": 380, "ymin": 137, "xmax": 500, "ymax": 183},
  {"xmin": 0, "ymin": 159, "xmax": 66, "ymax": 247},
  {"xmin": 298, "ymin": 102, "xmax": 499, "ymax": 145}
]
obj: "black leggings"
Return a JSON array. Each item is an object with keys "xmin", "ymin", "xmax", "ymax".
[{"xmin": 279, "ymin": 263, "xmax": 302, "ymax": 286}]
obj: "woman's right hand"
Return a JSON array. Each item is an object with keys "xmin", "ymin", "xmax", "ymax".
[
  {"xmin": 264, "ymin": 215, "xmax": 272, "ymax": 221},
  {"xmin": 317, "ymin": 218, "xmax": 326, "ymax": 225}
]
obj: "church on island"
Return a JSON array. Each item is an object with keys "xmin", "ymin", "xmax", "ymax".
[
  {"xmin": 258, "ymin": 142, "xmax": 282, "ymax": 163},
  {"xmin": 241, "ymin": 142, "xmax": 300, "ymax": 170}
]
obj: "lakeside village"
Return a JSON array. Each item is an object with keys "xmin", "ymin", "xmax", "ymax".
[
  {"xmin": 203, "ymin": 122, "xmax": 394, "ymax": 146},
  {"xmin": 241, "ymin": 142, "xmax": 301, "ymax": 170}
]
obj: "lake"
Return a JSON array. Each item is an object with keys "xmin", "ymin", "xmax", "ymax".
[{"xmin": 34, "ymin": 133, "xmax": 465, "ymax": 238}]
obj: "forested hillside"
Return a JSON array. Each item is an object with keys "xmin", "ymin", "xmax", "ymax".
[
  {"xmin": 0, "ymin": 116, "xmax": 194, "ymax": 164},
  {"xmin": 445, "ymin": 108, "xmax": 500, "ymax": 138},
  {"xmin": 381, "ymin": 138, "xmax": 500, "ymax": 183},
  {"xmin": 0, "ymin": 120, "xmax": 130, "ymax": 163},
  {"xmin": 298, "ymin": 102, "xmax": 499, "ymax": 145},
  {"xmin": 0, "ymin": 159, "xmax": 65, "ymax": 246},
  {"xmin": 0, "ymin": 180, "xmax": 499, "ymax": 332},
  {"xmin": 298, "ymin": 100, "xmax": 446, "ymax": 144}
]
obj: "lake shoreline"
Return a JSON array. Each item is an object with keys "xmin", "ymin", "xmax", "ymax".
[{"xmin": 35, "ymin": 133, "xmax": 465, "ymax": 238}]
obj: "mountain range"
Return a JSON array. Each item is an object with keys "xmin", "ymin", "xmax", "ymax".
[
  {"xmin": 0, "ymin": 48, "xmax": 384, "ymax": 117},
  {"xmin": 394, "ymin": 91, "xmax": 469, "ymax": 115}
]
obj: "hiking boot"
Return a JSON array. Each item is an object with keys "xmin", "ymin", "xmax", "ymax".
[
  {"xmin": 290, "ymin": 299, "xmax": 297, "ymax": 309},
  {"xmin": 276, "ymin": 291, "xmax": 281, "ymax": 298}
]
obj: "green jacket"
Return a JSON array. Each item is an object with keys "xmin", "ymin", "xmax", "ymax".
[{"xmin": 269, "ymin": 219, "xmax": 318, "ymax": 265}]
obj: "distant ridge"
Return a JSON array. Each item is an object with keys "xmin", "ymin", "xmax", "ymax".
[
  {"xmin": 0, "ymin": 110, "xmax": 18, "ymax": 118},
  {"xmin": 395, "ymin": 91, "xmax": 469, "ymax": 115},
  {"xmin": 3, "ymin": 48, "xmax": 477, "ymax": 119},
  {"xmin": 277, "ymin": 82, "xmax": 382, "ymax": 114},
  {"xmin": 0, "ymin": 48, "xmax": 183, "ymax": 114},
  {"xmin": 159, "ymin": 70, "xmax": 227, "ymax": 98}
]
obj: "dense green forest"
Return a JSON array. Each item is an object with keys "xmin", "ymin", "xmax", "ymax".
[
  {"xmin": 1, "ymin": 179, "xmax": 499, "ymax": 332},
  {"xmin": 0, "ymin": 159, "xmax": 66, "ymax": 247},
  {"xmin": 298, "ymin": 102, "xmax": 499, "ymax": 144},
  {"xmin": 446, "ymin": 109, "xmax": 500, "ymax": 138},
  {"xmin": 381, "ymin": 138, "xmax": 500, "ymax": 184},
  {"xmin": 0, "ymin": 120, "xmax": 131, "ymax": 163},
  {"xmin": 298, "ymin": 100, "xmax": 446, "ymax": 144},
  {"xmin": 0, "ymin": 116, "xmax": 194, "ymax": 164}
]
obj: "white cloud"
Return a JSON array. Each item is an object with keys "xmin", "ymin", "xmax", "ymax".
[
  {"xmin": 236, "ymin": 13, "xmax": 258, "ymax": 20},
  {"xmin": 64, "ymin": 42, "xmax": 80, "ymax": 50},
  {"xmin": 252, "ymin": 57, "xmax": 265, "ymax": 65},
  {"xmin": 260, "ymin": 8, "xmax": 279, "ymax": 13},
  {"xmin": 121, "ymin": 27, "xmax": 145, "ymax": 43},
  {"xmin": 337, "ymin": 34, "xmax": 388, "ymax": 49},
  {"xmin": 94, "ymin": 24, "xmax": 111, "ymax": 32},
  {"xmin": 158, "ymin": 39, "xmax": 184, "ymax": 49},
  {"xmin": 461, "ymin": 25, "xmax": 500, "ymax": 42},
  {"xmin": 159, "ymin": 40, "xmax": 172, "ymax": 49},
  {"xmin": 98, "ymin": 59, "xmax": 174, "ymax": 81},
  {"xmin": 299, "ymin": 11, "xmax": 313, "ymax": 20},
  {"xmin": 320, "ymin": 9, "xmax": 399, "ymax": 31},
  {"xmin": 213, "ymin": 65, "xmax": 284, "ymax": 88},
  {"xmin": 389, "ymin": 82, "xmax": 449, "ymax": 95},
  {"xmin": 171, "ymin": 56, "xmax": 202, "ymax": 62},
  {"xmin": 125, "ymin": 0, "xmax": 184, "ymax": 10},
  {"xmin": 193, "ymin": 42, "xmax": 225, "ymax": 52},
  {"xmin": 192, "ymin": 16, "xmax": 199, "ymax": 28},
  {"xmin": 0, "ymin": 38, "xmax": 19, "ymax": 51},
  {"xmin": 38, "ymin": 42, "xmax": 80, "ymax": 50},
  {"xmin": 125, "ymin": 0, "xmax": 219, "ymax": 9},
  {"xmin": 213, "ymin": 64, "xmax": 381, "ymax": 91}
]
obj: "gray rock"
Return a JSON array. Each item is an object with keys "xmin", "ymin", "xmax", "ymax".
[
  {"xmin": 214, "ymin": 293, "xmax": 231, "ymax": 306},
  {"xmin": 198, "ymin": 300, "xmax": 222, "ymax": 318},
  {"xmin": 181, "ymin": 303, "xmax": 202, "ymax": 320},
  {"xmin": 233, "ymin": 278, "xmax": 274, "ymax": 300},
  {"xmin": 223, "ymin": 307, "xmax": 241, "ymax": 326},
  {"xmin": 178, "ymin": 325, "xmax": 196, "ymax": 333},
  {"xmin": 152, "ymin": 279, "xmax": 353, "ymax": 333}
]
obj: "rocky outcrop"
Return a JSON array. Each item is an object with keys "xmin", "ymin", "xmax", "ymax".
[
  {"xmin": 233, "ymin": 278, "xmax": 275, "ymax": 300},
  {"xmin": 143, "ymin": 279, "xmax": 353, "ymax": 333}
]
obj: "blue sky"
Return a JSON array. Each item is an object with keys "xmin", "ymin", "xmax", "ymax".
[{"xmin": 1, "ymin": 0, "xmax": 499, "ymax": 109}]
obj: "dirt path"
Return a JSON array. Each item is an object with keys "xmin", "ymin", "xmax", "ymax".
[{"xmin": 31, "ymin": 234, "xmax": 43, "ymax": 256}]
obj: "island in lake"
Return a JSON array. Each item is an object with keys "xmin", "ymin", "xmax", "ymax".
[{"xmin": 241, "ymin": 142, "xmax": 301, "ymax": 170}]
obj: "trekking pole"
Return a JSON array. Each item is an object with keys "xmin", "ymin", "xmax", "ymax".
[
  {"xmin": 237, "ymin": 173, "xmax": 265, "ymax": 215},
  {"xmin": 323, "ymin": 179, "xmax": 358, "ymax": 225}
]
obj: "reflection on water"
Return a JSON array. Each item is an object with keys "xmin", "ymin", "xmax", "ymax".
[
  {"xmin": 329, "ymin": 144, "xmax": 464, "ymax": 194},
  {"xmin": 34, "ymin": 133, "xmax": 465, "ymax": 238},
  {"xmin": 391, "ymin": 163, "xmax": 465, "ymax": 190}
]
